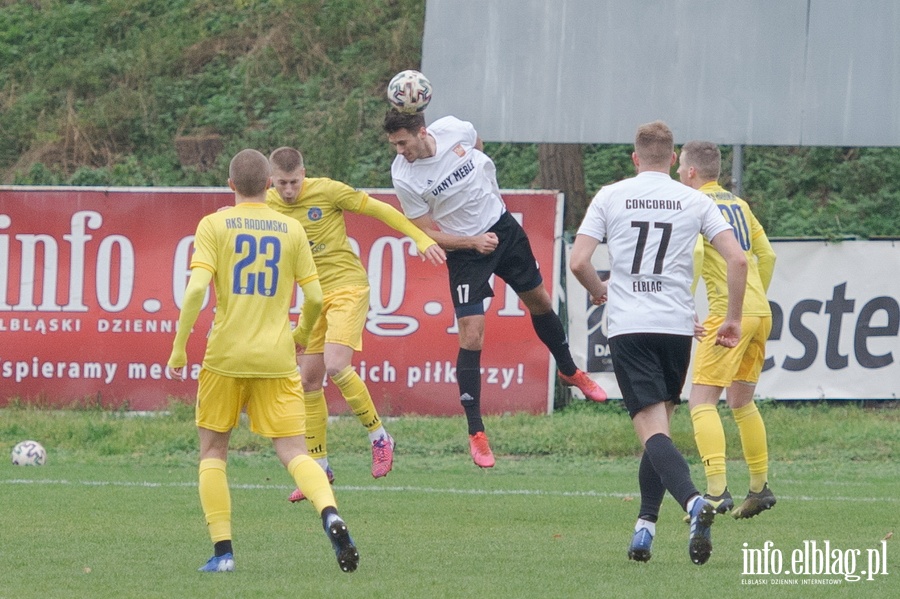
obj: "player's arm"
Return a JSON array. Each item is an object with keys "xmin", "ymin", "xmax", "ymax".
[
  {"xmin": 568, "ymin": 234, "xmax": 608, "ymax": 305},
  {"xmin": 166, "ymin": 266, "xmax": 213, "ymax": 380},
  {"xmin": 690, "ymin": 235, "xmax": 706, "ymax": 339},
  {"xmin": 391, "ymin": 180, "xmax": 490, "ymax": 253},
  {"xmin": 709, "ymin": 230, "xmax": 748, "ymax": 347},
  {"xmin": 409, "ymin": 213, "xmax": 498, "ymax": 255},
  {"xmin": 690, "ymin": 235, "xmax": 705, "ymax": 295},
  {"xmin": 358, "ymin": 197, "xmax": 446, "ymax": 265},
  {"xmin": 292, "ymin": 277, "xmax": 323, "ymax": 352},
  {"xmin": 751, "ymin": 219, "xmax": 776, "ymax": 291}
]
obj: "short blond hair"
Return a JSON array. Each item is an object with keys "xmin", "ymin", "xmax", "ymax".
[
  {"xmin": 634, "ymin": 121, "xmax": 674, "ymax": 167},
  {"xmin": 269, "ymin": 147, "xmax": 304, "ymax": 173},
  {"xmin": 680, "ymin": 141, "xmax": 721, "ymax": 181},
  {"xmin": 229, "ymin": 149, "xmax": 270, "ymax": 197}
]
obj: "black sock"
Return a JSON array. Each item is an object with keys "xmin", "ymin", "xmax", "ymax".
[
  {"xmin": 637, "ymin": 451, "xmax": 664, "ymax": 523},
  {"xmin": 457, "ymin": 348, "xmax": 483, "ymax": 435},
  {"xmin": 531, "ymin": 311, "xmax": 577, "ymax": 375},
  {"xmin": 643, "ymin": 432, "xmax": 699, "ymax": 510},
  {"xmin": 320, "ymin": 506, "xmax": 339, "ymax": 530},
  {"xmin": 214, "ymin": 540, "xmax": 233, "ymax": 557}
]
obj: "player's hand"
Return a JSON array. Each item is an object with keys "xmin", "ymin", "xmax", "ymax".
[
  {"xmin": 474, "ymin": 232, "xmax": 499, "ymax": 254},
  {"xmin": 166, "ymin": 365, "xmax": 186, "ymax": 381},
  {"xmin": 714, "ymin": 319, "xmax": 741, "ymax": 348},
  {"xmin": 166, "ymin": 350, "xmax": 187, "ymax": 381},
  {"xmin": 693, "ymin": 314, "xmax": 706, "ymax": 341},
  {"xmin": 590, "ymin": 280, "xmax": 608, "ymax": 305},
  {"xmin": 292, "ymin": 324, "xmax": 311, "ymax": 353},
  {"xmin": 421, "ymin": 243, "xmax": 446, "ymax": 265}
]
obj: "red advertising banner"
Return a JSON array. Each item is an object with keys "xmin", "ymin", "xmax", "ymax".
[{"xmin": 0, "ymin": 187, "xmax": 562, "ymax": 415}]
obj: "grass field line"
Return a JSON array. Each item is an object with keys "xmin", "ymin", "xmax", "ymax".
[{"xmin": 2, "ymin": 477, "xmax": 896, "ymax": 503}]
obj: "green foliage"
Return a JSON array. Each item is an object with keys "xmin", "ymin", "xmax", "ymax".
[
  {"xmin": 484, "ymin": 142, "xmax": 539, "ymax": 188},
  {"xmin": 13, "ymin": 162, "xmax": 62, "ymax": 185},
  {"xmin": 1, "ymin": 1, "xmax": 899, "ymax": 237},
  {"xmin": 0, "ymin": 0, "xmax": 423, "ymax": 187},
  {"xmin": 737, "ymin": 146, "xmax": 900, "ymax": 238},
  {"xmin": 583, "ymin": 144, "xmax": 636, "ymax": 192}
]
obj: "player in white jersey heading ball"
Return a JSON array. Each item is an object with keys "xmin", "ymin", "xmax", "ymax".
[
  {"xmin": 383, "ymin": 109, "xmax": 607, "ymax": 468},
  {"xmin": 569, "ymin": 121, "xmax": 748, "ymax": 565}
]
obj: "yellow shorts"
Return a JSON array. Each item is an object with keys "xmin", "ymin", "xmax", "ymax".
[
  {"xmin": 692, "ymin": 315, "xmax": 772, "ymax": 387},
  {"xmin": 305, "ymin": 285, "xmax": 369, "ymax": 354},
  {"xmin": 196, "ymin": 369, "xmax": 305, "ymax": 438}
]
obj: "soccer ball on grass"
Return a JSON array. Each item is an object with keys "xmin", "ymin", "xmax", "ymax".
[
  {"xmin": 11, "ymin": 440, "xmax": 46, "ymax": 466},
  {"xmin": 387, "ymin": 70, "xmax": 433, "ymax": 113}
]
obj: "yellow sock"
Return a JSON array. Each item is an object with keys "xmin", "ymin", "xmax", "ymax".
[
  {"xmin": 288, "ymin": 454, "xmax": 336, "ymax": 514},
  {"xmin": 690, "ymin": 403, "xmax": 727, "ymax": 496},
  {"xmin": 732, "ymin": 402, "xmax": 769, "ymax": 492},
  {"xmin": 198, "ymin": 458, "xmax": 231, "ymax": 543},
  {"xmin": 331, "ymin": 365, "xmax": 381, "ymax": 433},
  {"xmin": 303, "ymin": 389, "xmax": 328, "ymax": 460}
]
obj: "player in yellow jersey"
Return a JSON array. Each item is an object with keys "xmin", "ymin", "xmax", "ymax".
[
  {"xmin": 677, "ymin": 141, "xmax": 777, "ymax": 519},
  {"xmin": 166, "ymin": 149, "xmax": 359, "ymax": 573},
  {"xmin": 266, "ymin": 147, "xmax": 445, "ymax": 502}
]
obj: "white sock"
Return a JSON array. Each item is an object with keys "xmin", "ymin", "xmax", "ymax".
[
  {"xmin": 315, "ymin": 457, "xmax": 329, "ymax": 471},
  {"xmin": 368, "ymin": 426, "xmax": 387, "ymax": 444},
  {"xmin": 635, "ymin": 518, "xmax": 656, "ymax": 536}
]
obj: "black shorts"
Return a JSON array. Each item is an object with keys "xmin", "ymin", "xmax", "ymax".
[
  {"xmin": 609, "ymin": 333, "xmax": 692, "ymax": 418},
  {"xmin": 446, "ymin": 211, "xmax": 544, "ymax": 316}
]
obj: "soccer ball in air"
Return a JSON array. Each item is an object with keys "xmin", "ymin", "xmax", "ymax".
[
  {"xmin": 387, "ymin": 70, "xmax": 433, "ymax": 113},
  {"xmin": 11, "ymin": 440, "xmax": 46, "ymax": 466}
]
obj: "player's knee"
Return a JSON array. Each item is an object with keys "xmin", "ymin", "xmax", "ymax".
[
  {"xmin": 457, "ymin": 328, "xmax": 484, "ymax": 350},
  {"xmin": 457, "ymin": 315, "xmax": 486, "ymax": 349},
  {"xmin": 325, "ymin": 365, "xmax": 350, "ymax": 381},
  {"xmin": 520, "ymin": 290, "xmax": 552, "ymax": 314},
  {"xmin": 302, "ymin": 379, "xmax": 325, "ymax": 393}
]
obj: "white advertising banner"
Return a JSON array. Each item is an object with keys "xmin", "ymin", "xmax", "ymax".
[{"xmin": 565, "ymin": 240, "xmax": 900, "ymax": 401}]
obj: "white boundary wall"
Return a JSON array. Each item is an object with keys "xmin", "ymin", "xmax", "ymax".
[{"xmin": 423, "ymin": 0, "xmax": 900, "ymax": 146}]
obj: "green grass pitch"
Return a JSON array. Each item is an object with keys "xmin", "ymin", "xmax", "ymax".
[{"xmin": 0, "ymin": 402, "xmax": 897, "ymax": 598}]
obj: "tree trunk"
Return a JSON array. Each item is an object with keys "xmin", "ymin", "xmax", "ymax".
[{"xmin": 535, "ymin": 143, "xmax": 587, "ymax": 231}]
